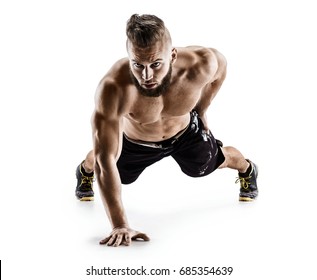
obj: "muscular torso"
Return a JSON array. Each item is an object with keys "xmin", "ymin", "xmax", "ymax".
[
  {"xmin": 96, "ymin": 47, "xmax": 220, "ymax": 142},
  {"xmin": 123, "ymin": 78, "xmax": 201, "ymax": 141}
]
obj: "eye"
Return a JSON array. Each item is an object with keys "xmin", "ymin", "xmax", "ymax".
[
  {"xmin": 133, "ymin": 63, "xmax": 143, "ymax": 69},
  {"xmin": 152, "ymin": 62, "xmax": 161, "ymax": 68}
]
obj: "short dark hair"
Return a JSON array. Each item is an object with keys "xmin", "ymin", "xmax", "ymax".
[{"xmin": 126, "ymin": 14, "xmax": 171, "ymax": 48}]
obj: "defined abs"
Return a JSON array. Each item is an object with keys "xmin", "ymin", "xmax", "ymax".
[{"xmin": 123, "ymin": 114, "xmax": 190, "ymax": 142}]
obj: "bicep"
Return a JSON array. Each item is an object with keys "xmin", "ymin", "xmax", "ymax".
[
  {"xmin": 203, "ymin": 49, "xmax": 227, "ymax": 95},
  {"xmin": 92, "ymin": 78, "xmax": 126, "ymax": 163},
  {"xmin": 194, "ymin": 49, "xmax": 227, "ymax": 114},
  {"xmin": 92, "ymin": 111, "xmax": 123, "ymax": 164}
]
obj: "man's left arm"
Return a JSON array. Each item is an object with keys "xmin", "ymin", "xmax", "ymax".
[{"xmin": 194, "ymin": 48, "xmax": 227, "ymax": 130}]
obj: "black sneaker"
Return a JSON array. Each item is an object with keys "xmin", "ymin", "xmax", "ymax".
[
  {"xmin": 236, "ymin": 159, "xmax": 258, "ymax": 202},
  {"xmin": 75, "ymin": 161, "xmax": 94, "ymax": 201}
]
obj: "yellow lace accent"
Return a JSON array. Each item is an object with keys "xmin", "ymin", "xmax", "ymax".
[
  {"xmin": 235, "ymin": 176, "xmax": 251, "ymax": 190},
  {"xmin": 81, "ymin": 174, "xmax": 95, "ymax": 186}
]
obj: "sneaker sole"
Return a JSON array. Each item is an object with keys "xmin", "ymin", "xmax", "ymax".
[
  {"xmin": 78, "ymin": 196, "xmax": 94, "ymax": 201},
  {"xmin": 239, "ymin": 196, "xmax": 256, "ymax": 202}
]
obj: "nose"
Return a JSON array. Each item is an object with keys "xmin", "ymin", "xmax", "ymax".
[{"xmin": 142, "ymin": 66, "xmax": 153, "ymax": 81}]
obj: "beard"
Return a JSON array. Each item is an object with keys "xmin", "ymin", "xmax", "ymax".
[{"xmin": 129, "ymin": 63, "xmax": 172, "ymax": 97}]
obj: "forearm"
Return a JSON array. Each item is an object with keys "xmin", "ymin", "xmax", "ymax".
[
  {"xmin": 195, "ymin": 79, "xmax": 222, "ymax": 112},
  {"xmin": 95, "ymin": 159, "xmax": 129, "ymax": 228},
  {"xmin": 194, "ymin": 79, "xmax": 225, "ymax": 130}
]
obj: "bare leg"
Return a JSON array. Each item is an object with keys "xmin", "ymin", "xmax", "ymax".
[
  {"xmin": 82, "ymin": 150, "xmax": 94, "ymax": 173},
  {"xmin": 218, "ymin": 146, "xmax": 250, "ymax": 173}
]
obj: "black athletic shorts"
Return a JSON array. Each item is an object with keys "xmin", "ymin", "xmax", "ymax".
[{"xmin": 117, "ymin": 111, "xmax": 225, "ymax": 184}]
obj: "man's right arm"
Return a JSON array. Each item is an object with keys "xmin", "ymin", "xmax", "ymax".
[{"xmin": 92, "ymin": 79, "xmax": 149, "ymax": 246}]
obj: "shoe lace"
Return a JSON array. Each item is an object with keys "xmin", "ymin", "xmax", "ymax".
[
  {"xmin": 80, "ymin": 175, "xmax": 95, "ymax": 191},
  {"xmin": 235, "ymin": 175, "xmax": 251, "ymax": 190}
]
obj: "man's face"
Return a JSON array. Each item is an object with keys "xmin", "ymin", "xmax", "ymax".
[{"xmin": 127, "ymin": 40, "xmax": 176, "ymax": 97}]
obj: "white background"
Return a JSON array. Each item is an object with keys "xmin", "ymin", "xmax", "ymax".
[{"xmin": 1, "ymin": 0, "xmax": 316, "ymax": 279}]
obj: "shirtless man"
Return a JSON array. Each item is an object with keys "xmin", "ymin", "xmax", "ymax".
[{"xmin": 75, "ymin": 14, "xmax": 258, "ymax": 247}]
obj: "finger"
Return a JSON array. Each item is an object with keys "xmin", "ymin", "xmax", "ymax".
[
  {"xmin": 132, "ymin": 233, "xmax": 150, "ymax": 241},
  {"xmin": 122, "ymin": 233, "xmax": 131, "ymax": 246},
  {"xmin": 99, "ymin": 236, "xmax": 111, "ymax": 245},
  {"xmin": 113, "ymin": 234, "xmax": 123, "ymax": 247},
  {"xmin": 106, "ymin": 235, "xmax": 117, "ymax": 246}
]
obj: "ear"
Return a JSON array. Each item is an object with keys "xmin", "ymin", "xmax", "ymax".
[{"xmin": 171, "ymin": 48, "xmax": 177, "ymax": 64}]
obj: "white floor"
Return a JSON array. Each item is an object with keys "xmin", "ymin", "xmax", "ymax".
[
  {"xmin": 1, "ymin": 155, "xmax": 316, "ymax": 280},
  {"xmin": 1, "ymin": 1, "xmax": 317, "ymax": 279}
]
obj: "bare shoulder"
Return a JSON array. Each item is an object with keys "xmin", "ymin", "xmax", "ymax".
[
  {"xmin": 176, "ymin": 46, "xmax": 227, "ymax": 81},
  {"xmin": 208, "ymin": 47, "xmax": 227, "ymax": 80},
  {"xmin": 94, "ymin": 58, "xmax": 132, "ymax": 117}
]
